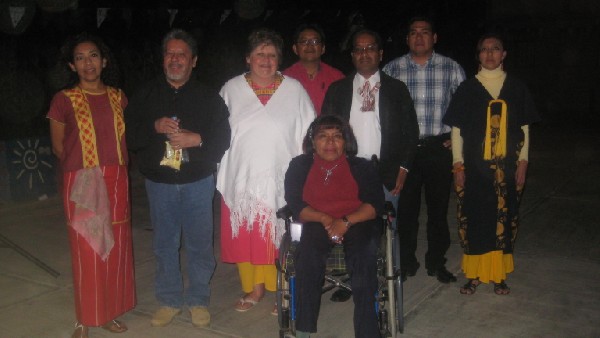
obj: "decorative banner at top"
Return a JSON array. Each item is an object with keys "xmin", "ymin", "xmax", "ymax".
[
  {"xmin": 219, "ymin": 9, "xmax": 231, "ymax": 25},
  {"xmin": 97, "ymin": 7, "xmax": 109, "ymax": 28},
  {"xmin": 167, "ymin": 9, "xmax": 178, "ymax": 27},
  {"xmin": 0, "ymin": 0, "xmax": 35, "ymax": 35},
  {"xmin": 9, "ymin": 6, "xmax": 25, "ymax": 28}
]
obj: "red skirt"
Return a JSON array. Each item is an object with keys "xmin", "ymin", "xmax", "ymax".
[
  {"xmin": 63, "ymin": 165, "xmax": 136, "ymax": 326},
  {"xmin": 220, "ymin": 198, "xmax": 278, "ymax": 265}
]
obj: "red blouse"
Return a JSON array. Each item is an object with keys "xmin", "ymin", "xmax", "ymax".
[
  {"xmin": 47, "ymin": 90, "xmax": 128, "ymax": 172},
  {"xmin": 302, "ymin": 154, "xmax": 361, "ymax": 218}
]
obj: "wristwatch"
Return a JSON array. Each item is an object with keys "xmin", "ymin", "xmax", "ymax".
[{"xmin": 342, "ymin": 216, "xmax": 352, "ymax": 228}]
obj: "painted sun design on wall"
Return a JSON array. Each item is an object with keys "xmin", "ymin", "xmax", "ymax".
[{"xmin": 11, "ymin": 138, "xmax": 53, "ymax": 190}]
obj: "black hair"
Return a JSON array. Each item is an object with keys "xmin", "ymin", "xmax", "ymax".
[
  {"xmin": 59, "ymin": 32, "xmax": 120, "ymax": 89},
  {"xmin": 407, "ymin": 16, "xmax": 436, "ymax": 34},
  {"xmin": 293, "ymin": 23, "xmax": 326, "ymax": 45},
  {"xmin": 351, "ymin": 28, "xmax": 383, "ymax": 51},
  {"xmin": 303, "ymin": 115, "xmax": 358, "ymax": 157},
  {"xmin": 162, "ymin": 28, "xmax": 199, "ymax": 57},
  {"xmin": 476, "ymin": 32, "xmax": 507, "ymax": 52}
]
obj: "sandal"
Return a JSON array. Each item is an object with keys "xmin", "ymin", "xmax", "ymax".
[
  {"xmin": 234, "ymin": 296, "xmax": 260, "ymax": 312},
  {"xmin": 271, "ymin": 303, "xmax": 278, "ymax": 316},
  {"xmin": 71, "ymin": 322, "xmax": 88, "ymax": 338},
  {"xmin": 102, "ymin": 319, "xmax": 128, "ymax": 333},
  {"xmin": 459, "ymin": 279, "xmax": 481, "ymax": 295},
  {"xmin": 494, "ymin": 281, "xmax": 511, "ymax": 295}
]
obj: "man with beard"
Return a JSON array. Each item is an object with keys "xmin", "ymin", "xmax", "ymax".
[{"xmin": 125, "ymin": 29, "xmax": 231, "ymax": 328}]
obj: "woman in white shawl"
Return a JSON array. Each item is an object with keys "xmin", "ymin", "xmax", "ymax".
[{"xmin": 217, "ymin": 28, "xmax": 315, "ymax": 313}]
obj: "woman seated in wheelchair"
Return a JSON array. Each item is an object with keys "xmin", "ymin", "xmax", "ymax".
[{"xmin": 284, "ymin": 114, "xmax": 385, "ymax": 338}]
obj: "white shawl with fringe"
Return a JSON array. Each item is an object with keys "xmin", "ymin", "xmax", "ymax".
[{"xmin": 217, "ymin": 73, "xmax": 315, "ymax": 248}]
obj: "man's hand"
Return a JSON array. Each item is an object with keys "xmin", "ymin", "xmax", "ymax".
[
  {"xmin": 391, "ymin": 167, "xmax": 408, "ymax": 195},
  {"xmin": 154, "ymin": 117, "xmax": 179, "ymax": 134},
  {"xmin": 168, "ymin": 130, "xmax": 202, "ymax": 149}
]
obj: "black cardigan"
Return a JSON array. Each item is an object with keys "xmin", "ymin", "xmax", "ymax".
[{"xmin": 125, "ymin": 76, "xmax": 231, "ymax": 184}]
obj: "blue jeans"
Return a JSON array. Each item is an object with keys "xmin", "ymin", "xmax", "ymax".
[{"xmin": 145, "ymin": 175, "xmax": 216, "ymax": 308}]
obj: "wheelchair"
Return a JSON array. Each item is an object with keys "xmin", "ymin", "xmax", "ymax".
[{"xmin": 275, "ymin": 202, "xmax": 404, "ymax": 338}]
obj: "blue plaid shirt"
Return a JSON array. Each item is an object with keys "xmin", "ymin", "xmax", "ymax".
[{"xmin": 383, "ymin": 52, "xmax": 465, "ymax": 138}]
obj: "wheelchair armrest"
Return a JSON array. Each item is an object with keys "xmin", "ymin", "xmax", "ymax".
[{"xmin": 276, "ymin": 205, "xmax": 293, "ymax": 220}]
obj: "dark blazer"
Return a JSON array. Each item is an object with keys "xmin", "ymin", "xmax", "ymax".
[{"xmin": 322, "ymin": 71, "xmax": 419, "ymax": 190}]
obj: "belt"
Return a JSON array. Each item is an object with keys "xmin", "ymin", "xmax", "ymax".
[{"xmin": 417, "ymin": 133, "xmax": 450, "ymax": 147}]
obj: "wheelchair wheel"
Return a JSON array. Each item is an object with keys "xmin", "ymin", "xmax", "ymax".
[
  {"xmin": 389, "ymin": 225, "xmax": 404, "ymax": 334},
  {"xmin": 377, "ymin": 223, "xmax": 404, "ymax": 337},
  {"xmin": 276, "ymin": 231, "xmax": 296, "ymax": 337}
]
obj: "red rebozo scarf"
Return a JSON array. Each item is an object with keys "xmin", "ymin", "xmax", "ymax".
[{"xmin": 303, "ymin": 155, "xmax": 361, "ymax": 219}]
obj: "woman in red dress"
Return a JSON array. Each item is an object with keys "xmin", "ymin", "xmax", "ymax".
[{"xmin": 48, "ymin": 33, "xmax": 136, "ymax": 338}]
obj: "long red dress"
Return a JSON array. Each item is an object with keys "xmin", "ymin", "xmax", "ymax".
[{"xmin": 48, "ymin": 87, "xmax": 136, "ymax": 326}]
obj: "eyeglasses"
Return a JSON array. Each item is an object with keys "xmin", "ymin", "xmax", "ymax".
[
  {"xmin": 352, "ymin": 45, "xmax": 379, "ymax": 54},
  {"xmin": 297, "ymin": 39, "xmax": 322, "ymax": 46}
]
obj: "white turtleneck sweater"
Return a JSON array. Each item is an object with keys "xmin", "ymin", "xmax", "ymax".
[{"xmin": 451, "ymin": 66, "xmax": 529, "ymax": 164}]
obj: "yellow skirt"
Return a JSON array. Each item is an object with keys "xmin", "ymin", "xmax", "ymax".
[
  {"xmin": 237, "ymin": 262, "xmax": 277, "ymax": 293},
  {"xmin": 461, "ymin": 250, "xmax": 514, "ymax": 284}
]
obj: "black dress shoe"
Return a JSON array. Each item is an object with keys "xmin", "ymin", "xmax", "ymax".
[
  {"xmin": 400, "ymin": 262, "xmax": 420, "ymax": 282},
  {"xmin": 427, "ymin": 266, "xmax": 457, "ymax": 283},
  {"xmin": 330, "ymin": 288, "xmax": 352, "ymax": 302}
]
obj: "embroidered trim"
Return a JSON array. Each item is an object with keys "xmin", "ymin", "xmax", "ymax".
[{"xmin": 63, "ymin": 87, "xmax": 125, "ymax": 168}]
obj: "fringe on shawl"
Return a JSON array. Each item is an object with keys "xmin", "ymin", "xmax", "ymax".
[{"xmin": 226, "ymin": 169, "xmax": 286, "ymax": 249}]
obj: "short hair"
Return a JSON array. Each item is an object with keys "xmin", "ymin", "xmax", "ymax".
[
  {"xmin": 407, "ymin": 16, "xmax": 436, "ymax": 34},
  {"xmin": 303, "ymin": 115, "xmax": 358, "ymax": 157},
  {"xmin": 162, "ymin": 29, "xmax": 198, "ymax": 57},
  {"xmin": 246, "ymin": 28, "xmax": 284, "ymax": 64},
  {"xmin": 293, "ymin": 23, "xmax": 326, "ymax": 44},
  {"xmin": 351, "ymin": 28, "xmax": 383, "ymax": 51},
  {"xmin": 59, "ymin": 32, "xmax": 120, "ymax": 89}
]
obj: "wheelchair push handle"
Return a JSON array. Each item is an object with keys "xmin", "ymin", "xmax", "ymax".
[{"xmin": 276, "ymin": 205, "xmax": 293, "ymax": 221}]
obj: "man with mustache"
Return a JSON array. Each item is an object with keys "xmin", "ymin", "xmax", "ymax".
[
  {"xmin": 125, "ymin": 29, "xmax": 231, "ymax": 329},
  {"xmin": 320, "ymin": 29, "xmax": 418, "ymax": 336}
]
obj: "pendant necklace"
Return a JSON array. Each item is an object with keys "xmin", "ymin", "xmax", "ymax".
[{"xmin": 320, "ymin": 163, "xmax": 340, "ymax": 185}]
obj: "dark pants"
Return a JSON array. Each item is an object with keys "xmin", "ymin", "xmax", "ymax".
[
  {"xmin": 294, "ymin": 220, "xmax": 381, "ymax": 338},
  {"xmin": 398, "ymin": 135, "xmax": 452, "ymax": 272}
]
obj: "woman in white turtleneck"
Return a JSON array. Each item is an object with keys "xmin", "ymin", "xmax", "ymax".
[{"xmin": 443, "ymin": 33, "xmax": 540, "ymax": 296}]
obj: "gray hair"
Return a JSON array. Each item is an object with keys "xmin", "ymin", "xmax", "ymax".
[
  {"xmin": 162, "ymin": 29, "xmax": 198, "ymax": 57},
  {"xmin": 246, "ymin": 28, "xmax": 284, "ymax": 65}
]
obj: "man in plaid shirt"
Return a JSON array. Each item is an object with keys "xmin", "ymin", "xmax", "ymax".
[{"xmin": 383, "ymin": 16, "xmax": 465, "ymax": 284}]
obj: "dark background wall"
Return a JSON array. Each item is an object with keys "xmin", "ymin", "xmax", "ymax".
[{"xmin": 0, "ymin": 0, "xmax": 599, "ymax": 140}]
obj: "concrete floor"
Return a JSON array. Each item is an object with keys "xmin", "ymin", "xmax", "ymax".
[{"xmin": 0, "ymin": 120, "xmax": 599, "ymax": 337}]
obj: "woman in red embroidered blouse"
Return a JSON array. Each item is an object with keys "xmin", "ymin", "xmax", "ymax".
[
  {"xmin": 47, "ymin": 33, "xmax": 135, "ymax": 338},
  {"xmin": 284, "ymin": 115, "xmax": 385, "ymax": 338}
]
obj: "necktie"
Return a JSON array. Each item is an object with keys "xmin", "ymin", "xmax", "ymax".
[{"xmin": 359, "ymin": 80, "xmax": 380, "ymax": 112}]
